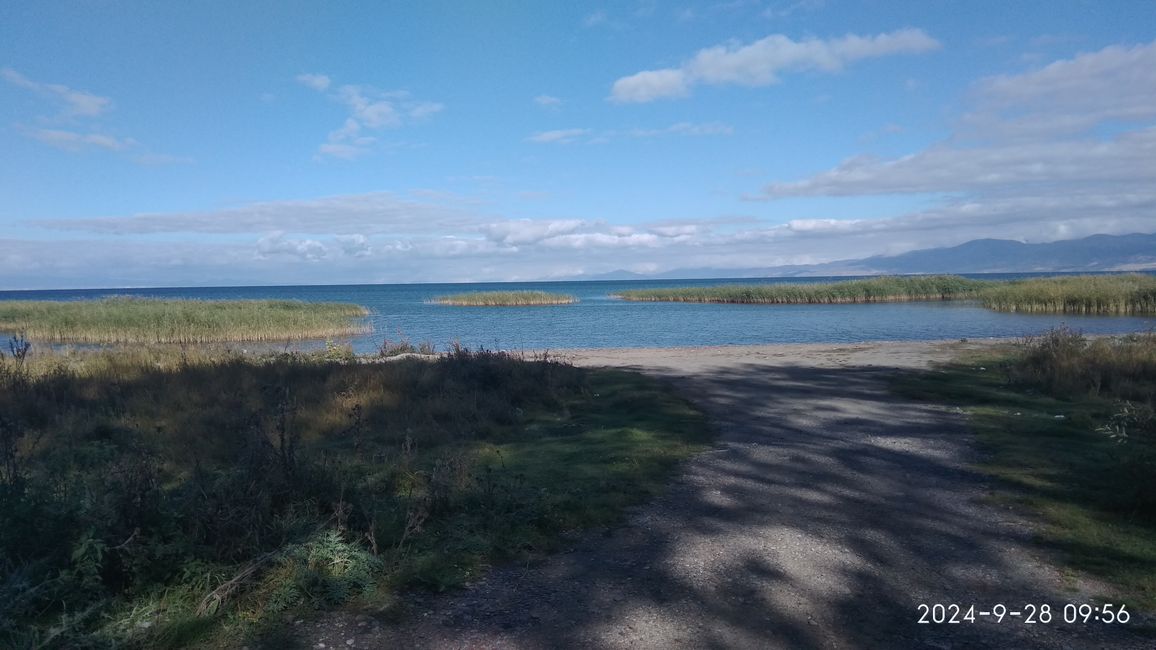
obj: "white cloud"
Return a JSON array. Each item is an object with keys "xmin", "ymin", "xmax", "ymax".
[
  {"xmin": 317, "ymin": 141, "xmax": 374, "ymax": 161},
  {"xmin": 527, "ymin": 122, "xmax": 733, "ymax": 144},
  {"xmin": 29, "ymin": 191, "xmax": 484, "ymax": 236},
  {"xmin": 747, "ymin": 40, "xmax": 1156, "ymax": 264},
  {"xmin": 751, "ymin": 194, "xmax": 1156, "ymax": 252},
  {"xmin": 611, "ymin": 69, "xmax": 690, "ymax": 103},
  {"xmin": 295, "ymin": 73, "xmax": 331, "ymax": 91},
  {"xmin": 10, "ymin": 193, "xmax": 1155, "ymax": 289},
  {"xmin": 298, "ymin": 74, "xmax": 443, "ymax": 159},
  {"xmin": 649, "ymin": 224, "xmax": 699, "ymax": 237},
  {"xmin": 256, "ymin": 232, "xmax": 327, "ymax": 261},
  {"xmin": 611, "ymin": 29, "xmax": 940, "ymax": 102},
  {"xmin": 1, "ymin": 67, "xmax": 112, "ymax": 118},
  {"xmin": 629, "ymin": 121, "xmax": 734, "ymax": 137},
  {"xmin": 539, "ymin": 232, "xmax": 663, "ymax": 249},
  {"xmin": 480, "ymin": 219, "xmax": 586, "ymax": 245},
  {"xmin": 583, "ymin": 10, "xmax": 608, "ymax": 27},
  {"xmin": 21, "ymin": 128, "xmax": 136, "ymax": 152},
  {"xmin": 0, "ymin": 238, "xmax": 249, "ymax": 289},
  {"xmin": 336, "ymin": 85, "xmax": 402, "ymax": 128},
  {"xmin": 534, "ymin": 94, "xmax": 563, "ymax": 107},
  {"xmin": 761, "ymin": 128, "xmax": 1156, "ymax": 198},
  {"xmin": 335, "ymin": 233, "xmax": 371, "ymax": 257},
  {"xmin": 3, "ymin": 68, "xmax": 187, "ymax": 163},
  {"xmin": 408, "ymin": 101, "xmax": 445, "ymax": 120},
  {"xmin": 761, "ymin": 41, "xmax": 1156, "ymax": 200},
  {"xmin": 762, "ymin": 0, "xmax": 826, "ymax": 20},
  {"xmin": 527, "ymin": 128, "xmax": 591, "ymax": 144},
  {"xmin": 22, "ymin": 45, "xmax": 1156, "ymax": 294},
  {"xmin": 783, "ymin": 218, "xmax": 864, "ymax": 234},
  {"xmin": 962, "ymin": 41, "xmax": 1156, "ymax": 140}
]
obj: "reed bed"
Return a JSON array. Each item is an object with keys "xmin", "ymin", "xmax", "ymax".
[
  {"xmin": 0, "ymin": 297, "xmax": 370, "ymax": 344},
  {"xmin": 615, "ymin": 275, "xmax": 990, "ymax": 304},
  {"xmin": 434, "ymin": 290, "xmax": 577, "ymax": 306},
  {"xmin": 980, "ymin": 274, "xmax": 1156, "ymax": 315}
]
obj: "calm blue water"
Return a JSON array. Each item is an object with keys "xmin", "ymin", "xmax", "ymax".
[{"xmin": 2, "ymin": 275, "xmax": 1153, "ymax": 353}]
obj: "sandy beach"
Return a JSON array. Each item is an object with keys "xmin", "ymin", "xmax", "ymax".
[{"xmin": 560, "ymin": 337, "xmax": 1008, "ymax": 372}]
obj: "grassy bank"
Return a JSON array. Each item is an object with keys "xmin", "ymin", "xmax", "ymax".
[
  {"xmin": 0, "ymin": 343, "xmax": 709, "ymax": 648},
  {"xmin": 980, "ymin": 273, "xmax": 1156, "ymax": 315},
  {"xmin": 615, "ymin": 275, "xmax": 989, "ymax": 304},
  {"xmin": 0, "ymin": 298, "xmax": 370, "ymax": 344},
  {"xmin": 895, "ymin": 328, "xmax": 1156, "ymax": 611},
  {"xmin": 434, "ymin": 290, "xmax": 577, "ymax": 306}
]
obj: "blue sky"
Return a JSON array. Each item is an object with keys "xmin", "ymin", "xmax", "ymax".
[{"xmin": 2, "ymin": 1, "xmax": 1154, "ymax": 289}]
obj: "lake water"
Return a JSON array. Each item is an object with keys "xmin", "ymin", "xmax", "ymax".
[{"xmin": 2, "ymin": 275, "xmax": 1153, "ymax": 354}]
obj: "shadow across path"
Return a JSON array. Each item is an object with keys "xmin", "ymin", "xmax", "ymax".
[{"xmin": 306, "ymin": 344, "xmax": 1148, "ymax": 649}]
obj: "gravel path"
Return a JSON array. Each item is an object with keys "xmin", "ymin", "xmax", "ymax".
[{"xmin": 304, "ymin": 340, "xmax": 1149, "ymax": 649}]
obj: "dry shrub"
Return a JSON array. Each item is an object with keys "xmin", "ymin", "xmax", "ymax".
[
  {"xmin": 1014, "ymin": 327, "xmax": 1156, "ymax": 401},
  {"xmin": 1011, "ymin": 327, "xmax": 1156, "ymax": 513}
]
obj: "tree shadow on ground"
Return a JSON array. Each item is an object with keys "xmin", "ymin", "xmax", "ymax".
[{"xmin": 308, "ymin": 361, "xmax": 1149, "ymax": 649}]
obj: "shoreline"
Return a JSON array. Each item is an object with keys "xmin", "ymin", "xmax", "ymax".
[
  {"xmin": 27, "ymin": 332, "xmax": 1139, "ymax": 366},
  {"xmin": 556, "ymin": 337, "xmax": 1014, "ymax": 372}
]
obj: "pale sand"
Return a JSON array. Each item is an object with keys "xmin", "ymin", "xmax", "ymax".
[{"xmin": 559, "ymin": 337, "xmax": 1010, "ymax": 373}]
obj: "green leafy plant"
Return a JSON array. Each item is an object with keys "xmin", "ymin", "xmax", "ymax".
[{"xmin": 0, "ymin": 343, "xmax": 708, "ymax": 647}]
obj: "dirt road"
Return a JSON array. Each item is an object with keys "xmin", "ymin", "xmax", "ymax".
[{"xmin": 306, "ymin": 340, "xmax": 1147, "ymax": 649}]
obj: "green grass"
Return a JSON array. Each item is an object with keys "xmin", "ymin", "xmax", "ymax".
[
  {"xmin": 0, "ymin": 297, "xmax": 370, "ymax": 344},
  {"xmin": 433, "ymin": 290, "xmax": 577, "ymax": 306},
  {"xmin": 614, "ymin": 273, "xmax": 1156, "ymax": 315},
  {"xmin": 615, "ymin": 275, "xmax": 989, "ymax": 304},
  {"xmin": 980, "ymin": 273, "xmax": 1156, "ymax": 315},
  {"xmin": 894, "ymin": 329, "xmax": 1156, "ymax": 613},
  {"xmin": 0, "ymin": 344, "xmax": 709, "ymax": 648}
]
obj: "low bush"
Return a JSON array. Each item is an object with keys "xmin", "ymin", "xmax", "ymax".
[
  {"xmin": 0, "ymin": 343, "xmax": 707, "ymax": 647},
  {"xmin": 1007, "ymin": 327, "xmax": 1156, "ymax": 514},
  {"xmin": 1010, "ymin": 326, "xmax": 1156, "ymax": 402}
]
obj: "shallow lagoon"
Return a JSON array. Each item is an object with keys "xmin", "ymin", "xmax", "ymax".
[{"xmin": 2, "ymin": 275, "xmax": 1153, "ymax": 353}]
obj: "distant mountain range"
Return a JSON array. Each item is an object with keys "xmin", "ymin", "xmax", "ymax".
[{"xmin": 568, "ymin": 232, "xmax": 1156, "ymax": 281}]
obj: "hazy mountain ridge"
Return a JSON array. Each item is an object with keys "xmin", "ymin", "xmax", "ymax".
[{"xmin": 569, "ymin": 233, "xmax": 1156, "ymax": 281}]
